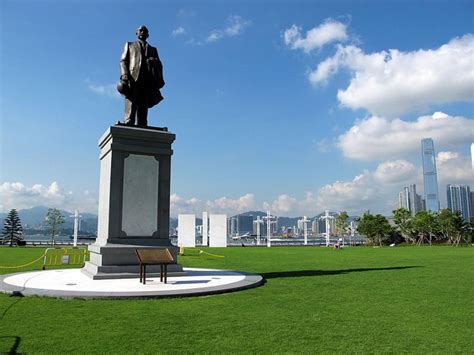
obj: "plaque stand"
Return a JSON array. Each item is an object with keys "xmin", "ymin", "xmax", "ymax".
[{"xmin": 82, "ymin": 125, "xmax": 184, "ymax": 279}]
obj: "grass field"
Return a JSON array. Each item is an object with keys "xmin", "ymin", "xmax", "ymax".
[{"xmin": 0, "ymin": 246, "xmax": 473, "ymax": 353}]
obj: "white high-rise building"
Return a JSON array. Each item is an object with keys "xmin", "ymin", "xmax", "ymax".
[
  {"xmin": 399, "ymin": 184, "xmax": 423, "ymax": 215},
  {"xmin": 398, "ymin": 187, "xmax": 410, "ymax": 210}
]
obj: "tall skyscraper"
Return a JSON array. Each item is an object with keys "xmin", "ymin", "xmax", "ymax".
[
  {"xmin": 410, "ymin": 184, "xmax": 423, "ymax": 215},
  {"xmin": 447, "ymin": 184, "xmax": 471, "ymax": 221},
  {"xmin": 398, "ymin": 187, "xmax": 410, "ymax": 210},
  {"xmin": 470, "ymin": 192, "xmax": 474, "ymax": 219},
  {"xmin": 421, "ymin": 138, "xmax": 440, "ymax": 212},
  {"xmin": 398, "ymin": 184, "xmax": 423, "ymax": 215}
]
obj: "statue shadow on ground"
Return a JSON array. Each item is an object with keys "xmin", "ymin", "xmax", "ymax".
[
  {"xmin": 0, "ymin": 298, "xmax": 22, "ymax": 321},
  {"xmin": 0, "ymin": 336, "xmax": 21, "ymax": 354},
  {"xmin": 261, "ymin": 266, "xmax": 421, "ymax": 279}
]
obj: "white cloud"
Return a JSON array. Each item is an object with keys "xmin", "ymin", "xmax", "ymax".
[
  {"xmin": 373, "ymin": 160, "xmax": 418, "ymax": 184},
  {"xmin": 87, "ymin": 82, "xmax": 120, "ymax": 99},
  {"xmin": 316, "ymin": 171, "xmax": 383, "ymax": 214},
  {"xmin": 170, "ymin": 193, "xmax": 255, "ymax": 217},
  {"xmin": 177, "ymin": 8, "xmax": 196, "ymax": 19},
  {"xmin": 310, "ymin": 34, "xmax": 474, "ymax": 116},
  {"xmin": 262, "ymin": 192, "xmax": 342, "ymax": 217},
  {"xmin": 0, "ymin": 182, "xmax": 68, "ymax": 212},
  {"xmin": 316, "ymin": 152, "xmax": 473, "ymax": 215},
  {"xmin": 263, "ymin": 194, "xmax": 297, "ymax": 215},
  {"xmin": 437, "ymin": 151, "xmax": 474, "ymax": 186},
  {"xmin": 206, "ymin": 193, "xmax": 255, "ymax": 215},
  {"xmin": 314, "ymin": 138, "xmax": 332, "ymax": 153},
  {"xmin": 338, "ymin": 112, "xmax": 474, "ymax": 161},
  {"xmin": 206, "ymin": 15, "xmax": 251, "ymax": 43},
  {"xmin": 172, "ymin": 27, "xmax": 186, "ymax": 37},
  {"xmin": 172, "ymin": 150, "xmax": 471, "ymax": 217},
  {"xmin": 284, "ymin": 19, "xmax": 348, "ymax": 53},
  {"xmin": 0, "ymin": 181, "xmax": 99, "ymax": 214},
  {"xmin": 170, "ymin": 193, "xmax": 201, "ymax": 216}
]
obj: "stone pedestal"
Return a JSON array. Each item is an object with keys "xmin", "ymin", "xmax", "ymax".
[{"xmin": 82, "ymin": 125, "xmax": 184, "ymax": 279}]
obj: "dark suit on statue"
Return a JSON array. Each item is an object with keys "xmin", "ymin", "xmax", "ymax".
[{"xmin": 120, "ymin": 40, "xmax": 165, "ymax": 126}]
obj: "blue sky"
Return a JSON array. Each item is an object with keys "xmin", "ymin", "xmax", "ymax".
[{"xmin": 1, "ymin": 0, "xmax": 473, "ymax": 216}]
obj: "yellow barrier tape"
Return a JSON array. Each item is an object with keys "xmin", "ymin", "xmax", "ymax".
[
  {"xmin": 43, "ymin": 248, "xmax": 87, "ymax": 268},
  {"xmin": 179, "ymin": 246, "xmax": 225, "ymax": 259},
  {"xmin": 0, "ymin": 254, "xmax": 45, "ymax": 269},
  {"xmin": 199, "ymin": 250, "xmax": 225, "ymax": 258},
  {"xmin": 0, "ymin": 248, "xmax": 87, "ymax": 269}
]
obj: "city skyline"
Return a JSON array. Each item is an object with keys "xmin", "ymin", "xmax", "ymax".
[
  {"xmin": 446, "ymin": 184, "xmax": 472, "ymax": 221},
  {"xmin": 1, "ymin": 1, "xmax": 473, "ymax": 217}
]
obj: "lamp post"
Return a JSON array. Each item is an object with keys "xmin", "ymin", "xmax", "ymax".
[
  {"xmin": 299, "ymin": 216, "xmax": 310, "ymax": 245},
  {"xmin": 263, "ymin": 211, "xmax": 277, "ymax": 247},
  {"xmin": 253, "ymin": 216, "xmax": 264, "ymax": 246},
  {"xmin": 320, "ymin": 210, "xmax": 334, "ymax": 247},
  {"xmin": 69, "ymin": 210, "xmax": 82, "ymax": 247}
]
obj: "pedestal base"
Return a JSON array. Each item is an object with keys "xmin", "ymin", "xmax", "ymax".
[
  {"xmin": 85, "ymin": 125, "xmax": 181, "ymax": 280},
  {"xmin": 82, "ymin": 243, "xmax": 185, "ymax": 280}
]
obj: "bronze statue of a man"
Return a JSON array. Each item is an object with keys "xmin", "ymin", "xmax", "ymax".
[{"xmin": 117, "ymin": 25, "xmax": 165, "ymax": 127}]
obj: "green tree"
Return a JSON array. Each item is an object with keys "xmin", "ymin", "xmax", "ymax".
[
  {"xmin": 357, "ymin": 213, "xmax": 393, "ymax": 246},
  {"xmin": 393, "ymin": 208, "xmax": 415, "ymax": 244},
  {"xmin": 1, "ymin": 209, "xmax": 24, "ymax": 247},
  {"xmin": 466, "ymin": 217, "xmax": 474, "ymax": 245},
  {"xmin": 412, "ymin": 211, "xmax": 438, "ymax": 246},
  {"xmin": 451, "ymin": 211, "xmax": 469, "ymax": 247},
  {"xmin": 336, "ymin": 211, "xmax": 349, "ymax": 246},
  {"xmin": 45, "ymin": 208, "xmax": 65, "ymax": 245},
  {"xmin": 438, "ymin": 209, "xmax": 456, "ymax": 244}
]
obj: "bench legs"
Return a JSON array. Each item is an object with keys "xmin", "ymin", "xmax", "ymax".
[
  {"xmin": 139, "ymin": 263, "xmax": 168, "ymax": 284},
  {"xmin": 160, "ymin": 264, "xmax": 168, "ymax": 284}
]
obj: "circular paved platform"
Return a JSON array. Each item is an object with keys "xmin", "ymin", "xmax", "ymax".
[{"xmin": 0, "ymin": 268, "xmax": 263, "ymax": 299}]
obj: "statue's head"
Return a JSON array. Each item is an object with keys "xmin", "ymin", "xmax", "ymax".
[{"xmin": 136, "ymin": 25, "xmax": 149, "ymax": 40}]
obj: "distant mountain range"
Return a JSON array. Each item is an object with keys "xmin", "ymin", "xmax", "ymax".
[
  {"xmin": 0, "ymin": 206, "xmax": 98, "ymax": 233},
  {"xmin": 1, "ymin": 206, "xmax": 356, "ymax": 233}
]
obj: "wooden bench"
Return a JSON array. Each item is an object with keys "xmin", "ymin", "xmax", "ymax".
[{"xmin": 135, "ymin": 248, "xmax": 174, "ymax": 284}]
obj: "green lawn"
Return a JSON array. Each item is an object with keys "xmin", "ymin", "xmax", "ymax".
[{"xmin": 0, "ymin": 246, "xmax": 472, "ymax": 353}]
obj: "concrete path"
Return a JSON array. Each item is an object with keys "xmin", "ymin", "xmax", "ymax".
[{"xmin": 0, "ymin": 268, "xmax": 263, "ymax": 299}]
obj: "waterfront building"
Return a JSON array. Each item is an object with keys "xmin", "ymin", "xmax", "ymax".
[
  {"xmin": 229, "ymin": 217, "xmax": 238, "ymax": 236},
  {"xmin": 447, "ymin": 184, "xmax": 472, "ymax": 221},
  {"xmin": 297, "ymin": 218, "xmax": 304, "ymax": 234},
  {"xmin": 316, "ymin": 213, "xmax": 337, "ymax": 236},
  {"xmin": 237, "ymin": 215, "xmax": 254, "ymax": 234},
  {"xmin": 421, "ymin": 138, "xmax": 440, "ymax": 212}
]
